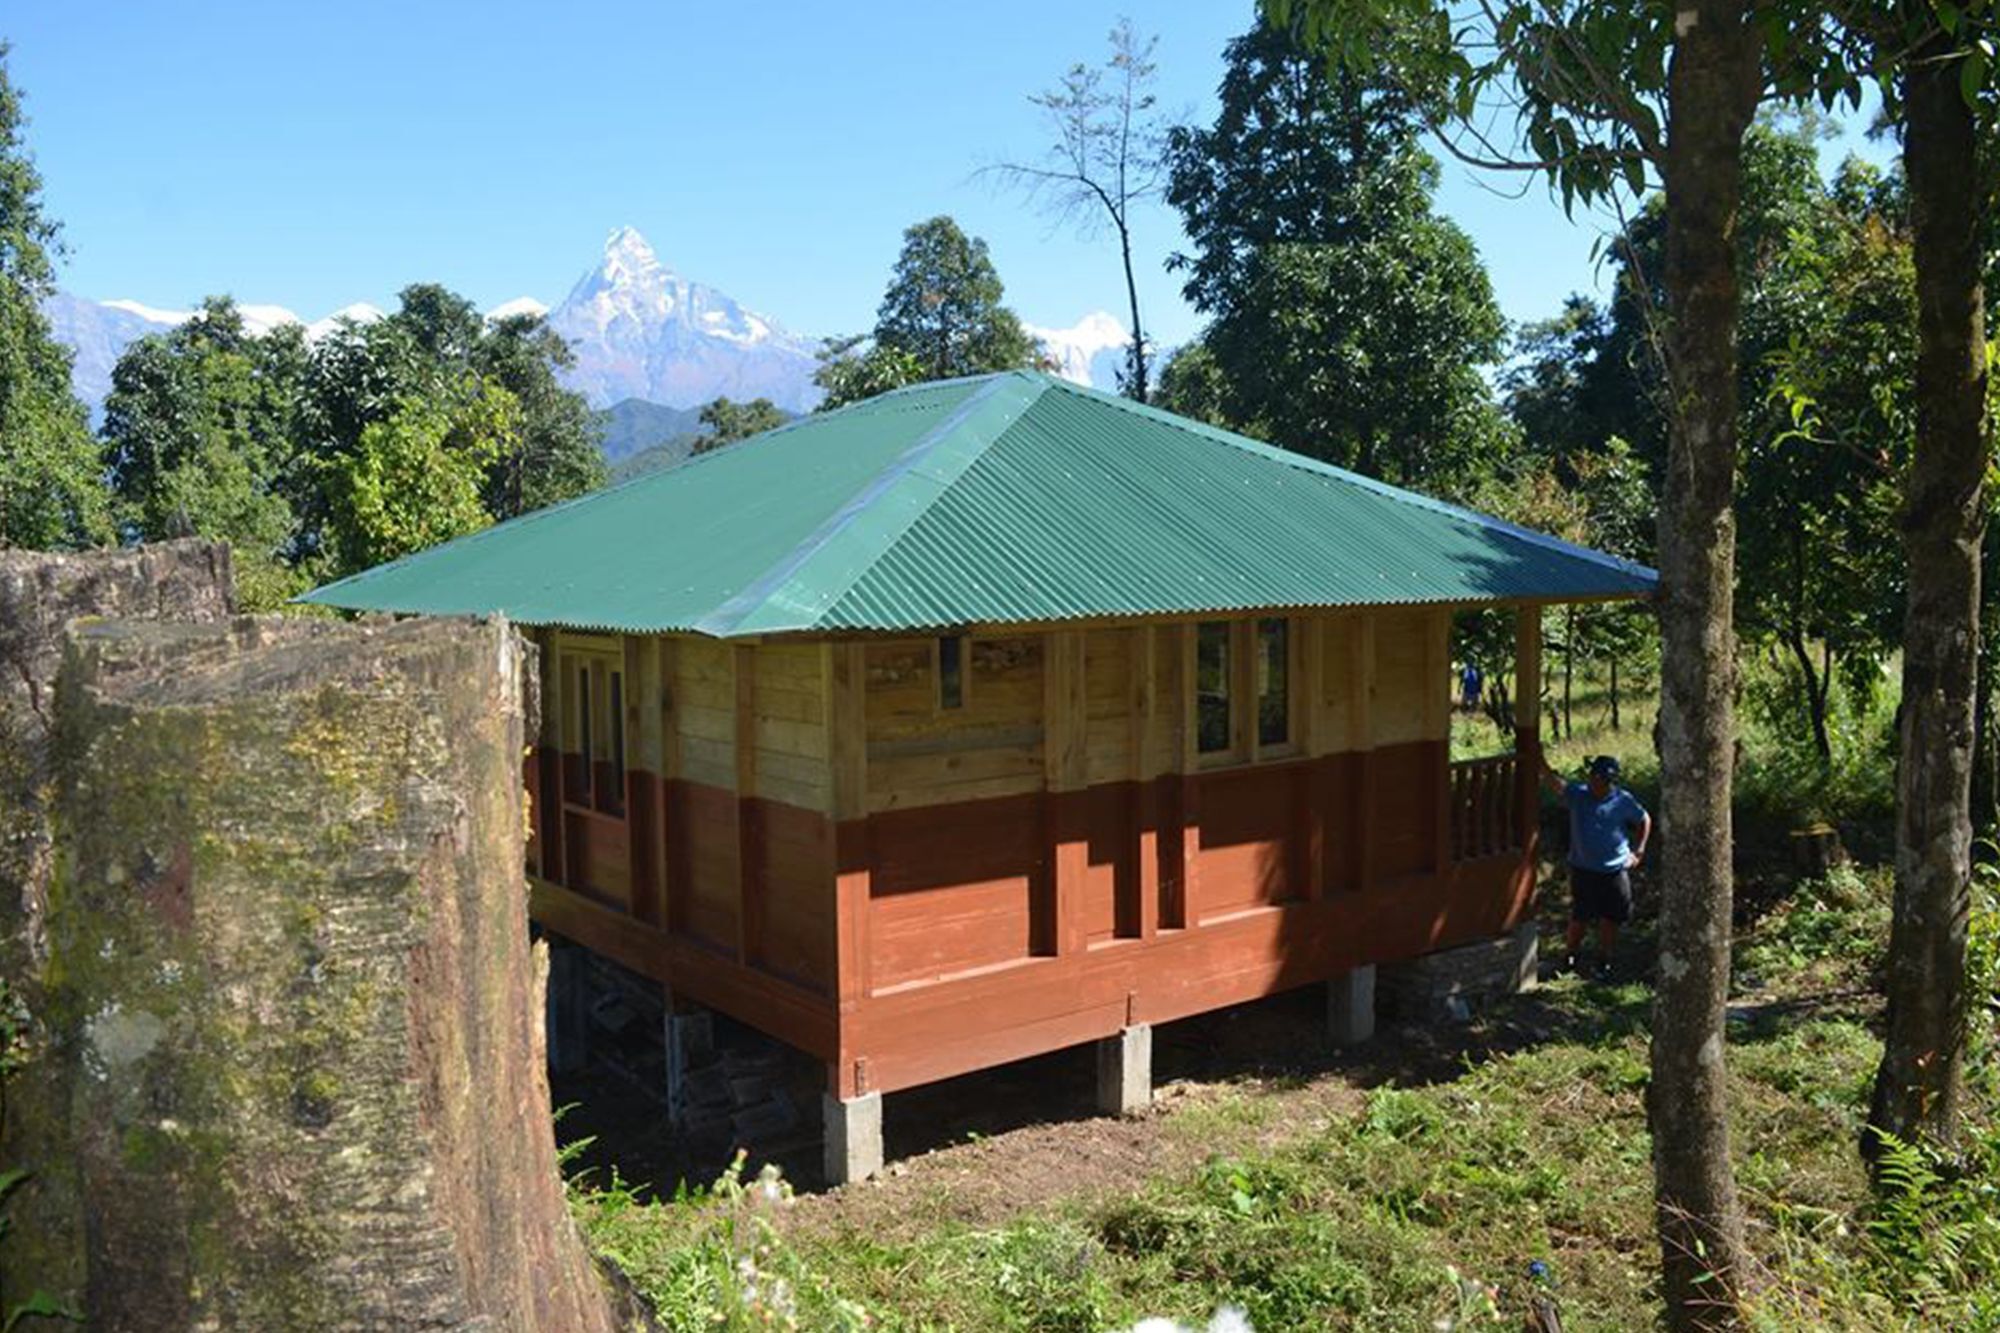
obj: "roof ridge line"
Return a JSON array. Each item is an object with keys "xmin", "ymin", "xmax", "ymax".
[
  {"xmin": 691, "ymin": 374, "xmax": 1047, "ymax": 637},
  {"xmin": 1038, "ymin": 378, "xmax": 1657, "ymax": 583}
]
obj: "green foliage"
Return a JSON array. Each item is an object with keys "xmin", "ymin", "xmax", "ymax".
[
  {"xmin": 0, "ymin": 44, "xmax": 109, "ymax": 551},
  {"xmin": 873, "ymin": 216, "xmax": 1038, "ymax": 381},
  {"xmin": 322, "ymin": 376, "xmax": 514, "ymax": 570},
  {"xmin": 1735, "ymin": 646, "xmax": 1899, "ymax": 832},
  {"xmin": 811, "ymin": 334, "xmax": 925, "ymax": 412},
  {"xmin": 1163, "ymin": 22, "xmax": 1508, "ymax": 489},
  {"xmin": 474, "ymin": 310, "xmax": 606, "ymax": 518},
  {"xmin": 815, "ymin": 216, "xmax": 1038, "ymax": 411},
  {"xmin": 692, "ymin": 397, "xmax": 787, "ymax": 455},
  {"xmin": 94, "ymin": 280, "xmax": 603, "ymax": 587},
  {"xmin": 574, "ymin": 1153, "xmax": 870, "ymax": 1333},
  {"xmin": 100, "ymin": 298, "xmax": 308, "ymax": 607}
]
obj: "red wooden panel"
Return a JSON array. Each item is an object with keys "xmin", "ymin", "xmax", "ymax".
[
  {"xmin": 1194, "ymin": 763, "xmax": 1300, "ymax": 918},
  {"xmin": 676, "ymin": 781, "xmax": 740, "ymax": 952},
  {"xmin": 1081, "ymin": 782, "xmax": 1134, "ymax": 943},
  {"xmin": 562, "ymin": 806, "xmax": 631, "ymax": 907},
  {"xmin": 1370, "ymin": 742, "xmax": 1438, "ymax": 879},
  {"xmin": 754, "ymin": 798, "xmax": 835, "ymax": 993},
  {"xmin": 868, "ymin": 793, "xmax": 1040, "ymax": 988}
]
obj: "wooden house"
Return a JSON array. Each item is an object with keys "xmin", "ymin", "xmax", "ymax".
[{"xmin": 304, "ymin": 371, "xmax": 1655, "ymax": 1181}]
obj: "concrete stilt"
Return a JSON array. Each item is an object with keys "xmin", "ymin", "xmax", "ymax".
[
  {"xmin": 1327, "ymin": 964, "xmax": 1377, "ymax": 1046},
  {"xmin": 546, "ymin": 939, "xmax": 590, "ymax": 1073},
  {"xmin": 1095, "ymin": 1023, "xmax": 1153, "ymax": 1117},
  {"xmin": 821, "ymin": 1091, "xmax": 884, "ymax": 1185}
]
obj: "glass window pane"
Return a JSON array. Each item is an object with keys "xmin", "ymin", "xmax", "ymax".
[
  {"xmin": 609, "ymin": 671, "xmax": 626, "ymax": 776},
  {"xmin": 1258, "ymin": 618, "xmax": 1289, "ymax": 747},
  {"xmin": 938, "ymin": 635, "xmax": 964, "ymax": 709},
  {"xmin": 576, "ymin": 663, "xmax": 593, "ymax": 803},
  {"xmin": 1197, "ymin": 622, "xmax": 1232, "ymax": 754}
]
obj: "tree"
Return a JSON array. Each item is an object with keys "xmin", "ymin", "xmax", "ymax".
[
  {"xmin": 0, "ymin": 43, "xmax": 109, "ymax": 550},
  {"xmin": 692, "ymin": 396, "xmax": 786, "ymax": 454},
  {"xmin": 1153, "ymin": 341, "xmax": 1232, "ymax": 428},
  {"xmin": 100, "ymin": 298, "xmax": 307, "ymax": 608},
  {"xmin": 475, "ymin": 312, "xmax": 606, "ymax": 517},
  {"xmin": 1866, "ymin": 1, "xmax": 1995, "ymax": 1164},
  {"xmin": 322, "ymin": 377, "xmax": 516, "ymax": 573},
  {"xmin": 1163, "ymin": 23, "xmax": 1508, "ymax": 490},
  {"xmin": 872, "ymin": 216, "xmax": 1038, "ymax": 382},
  {"xmin": 989, "ymin": 19, "xmax": 1165, "ymax": 400},
  {"xmin": 289, "ymin": 284, "xmax": 601, "ymax": 566},
  {"xmin": 1273, "ymin": 0, "xmax": 1847, "ymax": 1323},
  {"xmin": 1750, "ymin": 144, "xmax": 1914, "ymax": 761}
]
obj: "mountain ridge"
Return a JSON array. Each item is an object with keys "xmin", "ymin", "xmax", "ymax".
[{"xmin": 44, "ymin": 225, "xmax": 1129, "ymax": 430}]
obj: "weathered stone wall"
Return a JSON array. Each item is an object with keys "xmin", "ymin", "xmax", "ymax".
[
  {"xmin": 3, "ymin": 607, "xmax": 638, "ymax": 1330},
  {"xmin": 1379, "ymin": 921, "xmax": 1539, "ymax": 1024}
]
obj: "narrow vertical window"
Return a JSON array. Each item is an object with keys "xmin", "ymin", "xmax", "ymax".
[
  {"xmin": 575, "ymin": 663, "xmax": 594, "ymax": 803},
  {"xmin": 937, "ymin": 635, "xmax": 964, "ymax": 710},
  {"xmin": 1257, "ymin": 618, "xmax": 1289, "ymax": 747},
  {"xmin": 1196, "ymin": 621, "xmax": 1232, "ymax": 754},
  {"xmin": 607, "ymin": 669, "xmax": 627, "ymax": 815}
]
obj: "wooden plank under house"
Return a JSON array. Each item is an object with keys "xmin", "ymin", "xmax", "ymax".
[{"xmin": 305, "ymin": 371, "xmax": 1656, "ymax": 1182}]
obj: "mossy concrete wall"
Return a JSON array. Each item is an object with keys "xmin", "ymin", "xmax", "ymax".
[{"xmin": 3, "ymin": 606, "xmax": 636, "ymax": 1330}]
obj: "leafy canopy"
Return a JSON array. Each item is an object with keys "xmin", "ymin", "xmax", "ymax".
[
  {"xmin": 0, "ymin": 43, "xmax": 108, "ymax": 550},
  {"xmin": 1162, "ymin": 21, "xmax": 1508, "ymax": 491}
]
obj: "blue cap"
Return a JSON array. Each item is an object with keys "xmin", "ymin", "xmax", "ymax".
[{"xmin": 1589, "ymin": 755, "xmax": 1621, "ymax": 780}]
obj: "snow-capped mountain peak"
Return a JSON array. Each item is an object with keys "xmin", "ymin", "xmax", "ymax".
[
  {"xmin": 305, "ymin": 302, "xmax": 384, "ymax": 341},
  {"xmin": 101, "ymin": 297, "xmax": 192, "ymax": 325},
  {"xmin": 545, "ymin": 226, "xmax": 819, "ymax": 410},
  {"xmin": 486, "ymin": 295, "xmax": 549, "ymax": 322},
  {"xmin": 1027, "ymin": 311, "xmax": 1131, "ymax": 390}
]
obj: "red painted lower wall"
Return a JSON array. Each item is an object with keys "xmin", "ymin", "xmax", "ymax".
[{"xmin": 529, "ymin": 740, "xmax": 1534, "ymax": 1102}]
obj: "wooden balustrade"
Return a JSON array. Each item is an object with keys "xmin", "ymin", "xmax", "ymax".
[{"xmin": 1450, "ymin": 753, "xmax": 1523, "ymax": 862}]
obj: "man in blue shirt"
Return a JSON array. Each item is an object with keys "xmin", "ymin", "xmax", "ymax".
[{"xmin": 1539, "ymin": 754, "xmax": 1651, "ymax": 980}]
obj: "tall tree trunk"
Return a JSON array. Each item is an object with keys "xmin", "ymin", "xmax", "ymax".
[
  {"xmin": 1610, "ymin": 653, "xmax": 1622, "ymax": 732},
  {"xmin": 1117, "ymin": 218, "xmax": 1148, "ymax": 403},
  {"xmin": 1650, "ymin": 3, "xmax": 1760, "ymax": 1325},
  {"xmin": 1868, "ymin": 29, "xmax": 1990, "ymax": 1160},
  {"xmin": 1782, "ymin": 627, "xmax": 1834, "ymax": 762}
]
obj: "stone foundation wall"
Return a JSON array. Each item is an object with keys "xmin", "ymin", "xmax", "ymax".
[{"xmin": 1380, "ymin": 922, "xmax": 1539, "ymax": 1023}]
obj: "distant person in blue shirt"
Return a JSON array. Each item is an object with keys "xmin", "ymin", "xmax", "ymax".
[
  {"xmin": 1460, "ymin": 661, "xmax": 1483, "ymax": 712},
  {"xmin": 1539, "ymin": 754, "xmax": 1650, "ymax": 981}
]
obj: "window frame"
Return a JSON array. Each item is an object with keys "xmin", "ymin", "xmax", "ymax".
[
  {"xmin": 934, "ymin": 633, "xmax": 969, "ymax": 713},
  {"xmin": 1192, "ymin": 615, "xmax": 1302, "ymax": 769},
  {"xmin": 557, "ymin": 635, "xmax": 628, "ymax": 818}
]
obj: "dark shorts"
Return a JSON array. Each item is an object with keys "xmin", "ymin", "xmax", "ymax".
[{"xmin": 1570, "ymin": 866, "xmax": 1633, "ymax": 924}]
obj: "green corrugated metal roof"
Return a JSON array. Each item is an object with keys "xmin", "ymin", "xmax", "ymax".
[{"xmin": 300, "ymin": 370, "xmax": 1656, "ymax": 635}]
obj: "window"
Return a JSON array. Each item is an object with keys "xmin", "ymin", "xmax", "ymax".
[
  {"xmin": 1257, "ymin": 618, "xmax": 1289, "ymax": 747},
  {"xmin": 575, "ymin": 663, "xmax": 594, "ymax": 804},
  {"xmin": 1196, "ymin": 622, "xmax": 1232, "ymax": 754},
  {"xmin": 608, "ymin": 669, "xmax": 626, "ymax": 791},
  {"xmin": 937, "ymin": 635, "xmax": 965, "ymax": 710},
  {"xmin": 563, "ymin": 646, "xmax": 627, "ymax": 817}
]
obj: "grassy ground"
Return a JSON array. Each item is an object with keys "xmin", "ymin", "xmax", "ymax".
[{"xmin": 571, "ymin": 667, "xmax": 1982, "ymax": 1331}]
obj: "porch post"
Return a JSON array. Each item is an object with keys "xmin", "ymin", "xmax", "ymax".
[{"xmin": 1515, "ymin": 609, "xmax": 1543, "ymax": 848}]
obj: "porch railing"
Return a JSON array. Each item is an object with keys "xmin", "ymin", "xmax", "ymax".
[{"xmin": 1449, "ymin": 753, "xmax": 1523, "ymax": 862}]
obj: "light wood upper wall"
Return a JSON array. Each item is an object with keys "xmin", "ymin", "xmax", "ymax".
[
  {"xmin": 534, "ymin": 608, "xmax": 1453, "ymax": 821},
  {"xmin": 862, "ymin": 636, "xmax": 1046, "ymax": 814}
]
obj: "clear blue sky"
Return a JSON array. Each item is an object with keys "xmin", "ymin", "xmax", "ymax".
[{"xmin": 8, "ymin": 1, "xmax": 1885, "ymax": 346}]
